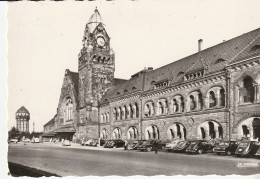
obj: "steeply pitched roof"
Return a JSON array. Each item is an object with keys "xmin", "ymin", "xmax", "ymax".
[
  {"xmin": 16, "ymin": 106, "xmax": 29, "ymax": 114},
  {"xmin": 85, "ymin": 8, "xmax": 105, "ymax": 34},
  {"xmin": 143, "ymin": 28, "xmax": 260, "ymax": 90},
  {"xmin": 43, "ymin": 117, "xmax": 55, "ymax": 127}
]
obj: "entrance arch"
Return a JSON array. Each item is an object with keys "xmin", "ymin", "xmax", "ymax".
[
  {"xmin": 167, "ymin": 123, "xmax": 186, "ymax": 140},
  {"xmin": 127, "ymin": 127, "xmax": 138, "ymax": 140},
  {"xmin": 145, "ymin": 125, "xmax": 159, "ymax": 140},
  {"xmin": 197, "ymin": 121, "xmax": 223, "ymax": 139},
  {"xmin": 238, "ymin": 117, "xmax": 260, "ymax": 141}
]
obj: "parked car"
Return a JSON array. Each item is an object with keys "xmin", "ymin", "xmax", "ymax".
[
  {"xmin": 62, "ymin": 140, "xmax": 71, "ymax": 146},
  {"xmin": 90, "ymin": 139, "xmax": 106, "ymax": 146},
  {"xmin": 8, "ymin": 138, "xmax": 18, "ymax": 144},
  {"xmin": 137, "ymin": 140, "xmax": 166, "ymax": 152},
  {"xmin": 213, "ymin": 141, "xmax": 239, "ymax": 155},
  {"xmin": 23, "ymin": 138, "xmax": 31, "ymax": 143},
  {"xmin": 104, "ymin": 139, "xmax": 125, "ymax": 148},
  {"xmin": 32, "ymin": 138, "xmax": 40, "ymax": 143},
  {"xmin": 127, "ymin": 140, "xmax": 146, "ymax": 150},
  {"xmin": 163, "ymin": 140, "xmax": 183, "ymax": 152},
  {"xmin": 85, "ymin": 139, "xmax": 93, "ymax": 146},
  {"xmin": 173, "ymin": 140, "xmax": 192, "ymax": 153},
  {"xmin": 235, "ymin": 141, "xmax": 260, "ymax": 157},
  {"xmin": 186, "ymin": 140, "xmax": 214, "ymax": 154}
]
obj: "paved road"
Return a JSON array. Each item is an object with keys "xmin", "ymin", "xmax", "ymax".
[{"xmin": 8, "ymin": 142, "xmax": 260, "ymax": 176}]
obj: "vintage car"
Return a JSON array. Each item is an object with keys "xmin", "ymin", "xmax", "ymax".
[
  {"xmin": 137, "ymin": 140, "xmax": 166, "ymax": 152},
  {"xmin": 23, "ymin": 138, "xmax": 31, "ymax": 143},
  {"xmin": 127, "ymin": 140, "xmax": 146, "ymax": 150},
  {"xmin": 213, "ymin": 141, "xmax": 239, "ymax": 155},
  {"xmin": 163, "ymin": 140, "xmax": 183, "ymax": 152},
  {"xmin": 90, "ymin": 139, "xmax": 105, "ymax": 147},
  {"xmin": 31, "ymin": 138, "xmax": 41, "ymax": 143},
  {"xmin": 173, "ymin": 140, "xmax": 192, "ymax": 153},
  {"xmin": 62, "ymin": 140, "xmax": 71, "ymax": 146},
  {"xmin": 235, "ymin": 141, "xmax": 260, "ymax": 157},
  {"xmin": 8, "ymin": 138, "xmax": 18, "ymax": 144},
  {"xmin": 103, "ymin": 140, "xmax": 125, "ymax": 148},
  {"xmin": 185, "ymin": 140, "xmax": 215, "ymax": 154},
  {"xmin": 85, "ymin": 139, "xmax": 94, "ymax": 146}
]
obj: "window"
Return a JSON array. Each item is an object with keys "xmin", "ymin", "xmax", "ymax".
[
  {"xmin": 158, "ymin": 102, "xmax": 163, "ymax": 115},
  {"xmin": 215, "ymin": 58, "xmax": 226, "ymax": 64},
  {"xmin": 209, "ymin": 91, "xmax": 217, "ymax": 108},
  {"xmin": 220, "ymin": 89, "xmax": 225, "ymax": 107},
  {"xmin": 189, "ymin": 95, "xmax": 196, "ymax": 110},
  {"xmin": 177, "ymin": 71, "xmax": 185, "ymax": 76},
  {"xmin": 250, "ymin": 45, "xmax": 260, "ymax": 51},
  {"xmin": 240, "ymin": 76, "xmax": 254, "ymax": 103},
  {"xmin": 173, "ymin": 99, "xmax": 178, "ymax": 112}
]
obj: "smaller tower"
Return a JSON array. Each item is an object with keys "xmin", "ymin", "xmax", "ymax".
[{"xmin": 16, "ymin": 106, "xmax": 30, "ymax": 132}]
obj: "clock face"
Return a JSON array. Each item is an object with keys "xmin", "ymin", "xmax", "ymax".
[{"xmin": 97, "ymin": 37, "xmax": 105, "ymax": 47}]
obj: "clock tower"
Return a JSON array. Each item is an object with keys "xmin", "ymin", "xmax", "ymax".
[{"xmin": 78, "ymin": 8, "xmax": 115, "ymax": 128}]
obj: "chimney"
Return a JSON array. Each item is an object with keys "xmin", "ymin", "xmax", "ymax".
[{"xmin": 198, "ymin": 39, "xmax": 203, "ymax": 52}]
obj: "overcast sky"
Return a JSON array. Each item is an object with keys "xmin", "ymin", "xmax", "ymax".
[{"xmin": 7, "ymin": 0, "xmax": 260, "ymax": 132}]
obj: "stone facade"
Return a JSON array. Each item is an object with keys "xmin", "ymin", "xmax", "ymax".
[{"xmin": 44, "ymin": 8, "xmax": 260, "ymax": 142}]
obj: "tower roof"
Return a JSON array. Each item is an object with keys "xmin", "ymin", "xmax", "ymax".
[
  {"xmin": 86, "ymin": 8, "xmax": 104, "ymax": 34},
  {"xmin": 16, "ymin": 106, "xmax": 29, "ymax": 114}
]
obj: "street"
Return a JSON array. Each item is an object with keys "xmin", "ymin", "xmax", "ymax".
[{"xmin": 8, "ymin": 142, "xmax": 260, "ymax": 176}]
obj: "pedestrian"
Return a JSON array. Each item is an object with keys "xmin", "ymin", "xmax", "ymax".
[
  {"xmin": 124, "ymin": 140, "xmax": 128, "ymax": 150},
  {"xmin": 154, "ymin": 140, "xmax": 158, "ymax": 154}
]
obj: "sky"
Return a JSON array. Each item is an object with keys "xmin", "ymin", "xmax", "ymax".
[{"xmin": 6, "ymin": 0, "xmax": 260, "ymax": 132}]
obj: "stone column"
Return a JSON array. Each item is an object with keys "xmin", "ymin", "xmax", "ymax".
[
  {"xmin": 185, "ymin": 99, "xmax": 189, "ymax": 112},
  {"xmin": 254, "ymin": 84, "xmax": 260, "ymax": 103},
  {"xmin": 216, "ymin": 91, "xmax": 220, "ymax": 107}
]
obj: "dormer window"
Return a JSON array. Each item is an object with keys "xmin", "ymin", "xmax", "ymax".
[
  {"xmin": 177, "ymin": 71, "xmax": 184, "ymax": 76},
  {"xmin": 215, "ymin": 58, "xmax": 226, "ymax": 64},
  {"xmin": 132, "ymin": 87, "xmax": 137, "ymax": 90},
  {"xmin": 124, "ymin": 89, "xmax": 128, "ymax": 93},
  {"xmin": 184, "ymin": 70, "xmax": 204, "ymax": 81},
  {"xmin": 154, "ymin": 80, "xmax": 170, "ymax": 89},
  {"xmin": 117, "ymin": 92, "xmax": 120, "ymax": 95},
  {"xmin": 250, "ymin": 45, "xmax": 260, "ymax": 52}
]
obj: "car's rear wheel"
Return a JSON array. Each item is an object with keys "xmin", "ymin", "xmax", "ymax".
[{"xmin": 227, "ymin": 151, "xmax": 232, "ymax": 156}]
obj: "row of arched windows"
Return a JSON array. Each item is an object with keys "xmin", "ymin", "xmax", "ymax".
[
  {"xmin": 144, "ymin": 87, "xmax": 226, "ymax": 118},
  {"xmin": 113, "ymin": 103, "xmax": 139, "ymax": 120},
  {"xmin": 100, "ymin": 112, "xmax": 109, "ymax": 123},
  {"xmin": 238, "ymin": 76, "xmax": 256, "ymax": 104}
]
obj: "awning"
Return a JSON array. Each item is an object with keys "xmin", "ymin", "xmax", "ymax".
[
  {"xmin": 41, "ymin": 132, "xmax": 57, "ymax": 137},
  {"xmin": 55, "ymin": 127, "xmax": 76, "ymax": 133}
]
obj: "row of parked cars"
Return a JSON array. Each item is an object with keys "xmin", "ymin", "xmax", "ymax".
[
  {"xmin": 8, "ymin": 138, "xmax": 41, "ymax": 144},
  {"xmin": 80, "ymin": 138, "xmax": 260, "ymax": 158}
]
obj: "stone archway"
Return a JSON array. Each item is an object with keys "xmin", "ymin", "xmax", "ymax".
[
  {"xmin": 167, "ymin": 123, "xmax": 186, "ymax": 140},
  {"xmin": 237, "ymin": 117, "xmax": 260, "ymax": 140},
  {"xmin": 197, "ymin": 121, "xmax": 223, "ymax": 140},
  {"xmin": 145, "ymin": 125, "xmax": 159, "ymax": 140}
]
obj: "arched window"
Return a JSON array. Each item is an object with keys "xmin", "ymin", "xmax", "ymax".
[
  {"xmin": 242, "ymin": 125, "xmax": 250, "ymax": 137},
  {"xmin": 113, "ymin": 108, "xmax": 117, "ymax": 120},
  {"xmin": 124, "ymin": 106, "xmax": 127, "ymax": 119},
  {"xmin": 145, "ymin": 125, "xmax": 159, "ymax": 140},
  {"xmin": 145, "ymin": 104, "xmax": 151, "ymax": 117},
  {"xmin": 113, "ymin": 128, "xmax": 122, "ymax": 139},
  {"xmin": 209, "ymin": 91, "xmax": 217, "ymax": 108},
  {"xmin": 170, "ymin": 129, "xmax": 174, "ymax": 139},
  {"xmin": 158, "ymin": 102, "xmax": 163, "ymax": 115},
  {"xmin": 135, "ymin": 103, "xmax": 139, "ymax": 118},
  {"xmin": 189, "ymin": 95, "xmax": 196, "ymax": 110},
  {"xmin": 180, "ymin": 97, "xmax": 184, "ymax": 112},
  {"xmin": 176, "ymin": 124, "xmax": 181, "ymax": 139},
  {"xmin": 198, "ymin": 93, "xmax": 203, "ymax": 110},
  {"xmin": 130, "ymin": 105, "xmax": 134, "ymax": 118},
  {"xmin": 101, "ymin": 129, "xmax": 108, "ymax": 139},
  {"xmin": 173, "ymin": 99, "xmax": 178, "ymax": 112},
  {"xmin": 208, "ymin": 122, "xmax": 216, "ymax": 139},
  {"xmin": 201, "ymin": 127, "xmax": 206, "ymax": 139},
  {"xmin": 127, "ymin": 127, "xmax": 138, "ymax": 140},
  {"xmin": 64, "ymin": 98, "xmax": 73, "ymax": 122},
  {"xmin": 220, "ymin": 89, "xmax": 225, "ymax": 107},
  {"xmin": 240, "ymin": 76, "xmax": 255, "ymax": 103}
]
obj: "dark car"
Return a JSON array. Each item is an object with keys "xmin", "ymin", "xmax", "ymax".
[
  {"xmin": 255, "ymin": 146, "xmax": 260, "ymax": 157},
  {"xmin": 127, "ymin": 140, "xmax": 146, "ymax": 150},
  {"xmin": 185, "ymin": 140, "xmax": 214, "ymax": 154},
  {"xmin": 91, "ymin": 139, "xmax": 105, "ymax": 147},
  {"xmin": 103, "ymin": 139, "xmax": 125, "ymax": 148},
  {"xmin": 235, "ymin": 141, "xmax": 260, "ymax": 157},
  {"xmin": 213, "ymin": 141, "xmax": 239, "ymax": 155},
  {"xmin": 173, "ymin": 140, "xmax": 192, "ymax": 153},
  {"xmin": 137, "ymin": 140, "xmax": 166, "ymax": 152}
]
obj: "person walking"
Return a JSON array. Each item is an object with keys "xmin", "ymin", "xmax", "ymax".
[
  {"xmin": 154, "ymin": 140, "xmax": 158, "ymax": 154},
  {"xmin": 124, "ymin": 140, "xmax": 128, "ymax": 150}
]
